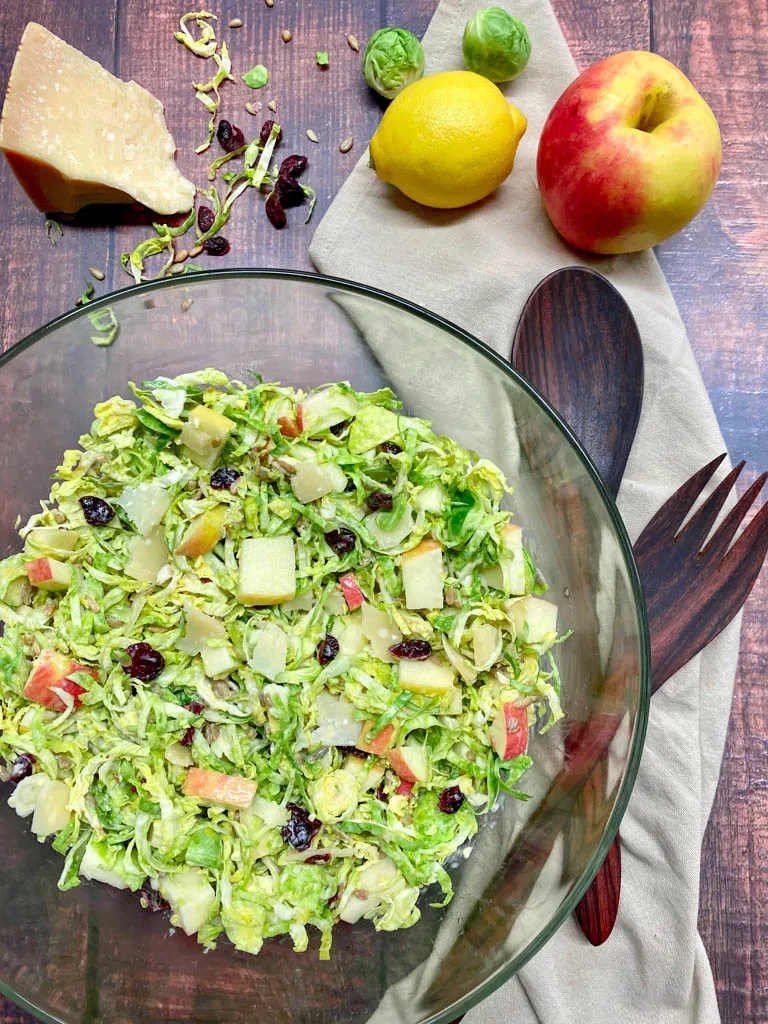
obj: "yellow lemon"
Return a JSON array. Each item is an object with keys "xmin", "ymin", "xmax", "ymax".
[{"xmin": 369, "ymin": 70, "xmax": 527, "ymax": 209}]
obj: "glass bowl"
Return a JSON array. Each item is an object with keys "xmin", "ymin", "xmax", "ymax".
[{"xmin": 0, "ymin": 270, "xmax": 649, "ymax": 1024}]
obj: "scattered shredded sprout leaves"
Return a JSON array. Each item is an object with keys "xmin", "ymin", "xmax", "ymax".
[
  {"xmin": 242, "ymin": 63, "xmax": 269, "ymax": 89},
  {"xmin": 174, "ymin": 10, "xmax": 218, "ymax": 58},
  {"xmin": 45, "ymin": 218, "xmax": 64, "ymax": 247},
  {"xmin": 75, "ymin": 281, "xmax": 94, "ymax": 307}
]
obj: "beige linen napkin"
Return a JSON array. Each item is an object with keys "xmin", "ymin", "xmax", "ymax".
[{"xmin": 310, "ymin": 2, "xmax": 738, "ymax": 1021}]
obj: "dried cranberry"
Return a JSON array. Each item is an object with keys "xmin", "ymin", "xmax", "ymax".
[
  {"xmin": 265, "ymin": 191, "xmax": 287, "ymax": 229},
  {"xmin": 328, "ymin": 889, "xmax": 341, "ymax": 910},
  {"xmin": 281, "ymin": 802, "xmax": 321, "ymax": 851},
  {"xmin": 304, "ymin": 852, "xmax": 331, "ymax": 864},
  {"xmin": 389, "ymin": 639, "xmax": 432, "ymax": 660},
  {"xmin": 335, "ymin": 745, "xmax": 367, "ymax": 757},
  {"xmin": 380, "ymin": 442, "xmax": 403, "ymax": 455},
  {"xmin": 197, "ymin": 206, "xmax": 215, "ymax": 232},
  {"xmin": 276, "ymin": 174, "xmax": 305, "ymax": 208},
  {"xmin": 438, "ymin": 785, "xmax": 465, "ymax": 814},
  {"xmin": 317, "ymin": 633, "xmax": 340, "ymax": 666},
  {"xmin": 260, "ymin": 120, "xmax": 283, "ymax": 146},
  {"xmin": 180, "ymin": 727, "xmax": 195, "ymax": 747},
  {"xmin": 185, "ymin": 700, "xmax": 205, "ymax": 714},
  {"xmin": 80, "ymin": 495, "xmax": 115, "ymax": 526},
  {"xmin": 216, "ymin": 119, "xmax": 245, "ymax": 153},
  {"xmin": 325, "ymin": 527, "xmax": 356, "ymax": 556},
  {"xmin": 210, "ymin": 467, "xmax": 241, "ymax": 490},
  {"xmin": 375, "ymin": 782, "xmax": 389, "ymax": 804},
  {"xmin": 203, "ymin": 236, "xmax": 231, "ymax": 256},
  {"xmin": 367, "ymin": 490, "xmax": 393, "ymax": 512},
  {"xmin": 280, "ymin": 154, "xmax": 308, "ymax": 179},
  {"xmin": 123, "ymin": 642, "xmax": 165, "ymax": 682},
  {"xmin": 9, "ymin": 753, "xmax": 36, "ymax": 784},
  {"xmin": 139, "ymin": 882, "xmax": 170, "ymax": 913},
  {"xmin": 330, "ymin": 421, "xmax": 348, "ymax": 436}
]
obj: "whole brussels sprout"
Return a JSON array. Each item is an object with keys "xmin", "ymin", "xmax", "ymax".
[
  {"xmin": 363, "ymin": 27, "xmax": 425, "ymax": 99},
  {"xmin": 462, "ymin": 7, "xmax": 531, "ymax": 83}
]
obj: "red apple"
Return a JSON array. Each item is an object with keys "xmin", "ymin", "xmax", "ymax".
[
  {"xmin": 339, "ymin": 572, "xmax": 364, "ymax": 610},
  {"xmin": 537, "ymin": 51, "xmax": 721, "ymax": 254},
  {"xmin": 357, "ymin": 720, "xmax": 395, "ymax": 756},
  {"xmin": 24, "ymin": 650, "xmax": 97, "ymax": 712},
  {"xmin": 25, "ymin": 556, "xmax": 71, "ymax": 592},
  {"xmin": 489, "ymin": 702, "xmax": 529, "ymax": 760},
  {"xmin": 387, "ymin": 745, "xmax": 429, "ymax": 784},
  {"xmin": 395, "ymin": 779, "xmax": 415, "ymax": 798},
  {"xmin": 182, "ymin": 767, "xmax": 257, "ymax": 810}
]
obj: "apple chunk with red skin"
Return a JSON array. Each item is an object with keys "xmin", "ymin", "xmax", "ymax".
[
  {"xmin": 357, "ymin": 720, "xmax": 395, "ymax": 755},
  {"xmin": 537, "ymin": 51, "xmax": 721, "ymax": 254},
  {"xmin": 25, "ymin": 556, "xmax": 71, "ymax": 592},
  {"xmin": 176, "ymin": 506, "xmax": 227, "ymax": 559},
  {"xmin": 24, "ymin": 650, "xmax": 97, "ymax": 712},
  {"xmin": 489, "ymin": 702, "xmax": 529, "ymax": 760},
  {"xmin": 182, "ymin": 767, "xmax": 257, "ymax": 810},
  {"xmin": 388, "ymin": 745, "xmax": 429, "ymax": 784}
]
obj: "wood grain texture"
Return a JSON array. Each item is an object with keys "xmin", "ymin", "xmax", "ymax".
[{"xmin": 0, "ymin": 0, "xmax": 766, "ymax": 1021}]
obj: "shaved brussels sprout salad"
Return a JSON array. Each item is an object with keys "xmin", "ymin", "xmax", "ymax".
[{"xmin": 0, "ymin": 369, "xmax": 565, "ymax": 959}]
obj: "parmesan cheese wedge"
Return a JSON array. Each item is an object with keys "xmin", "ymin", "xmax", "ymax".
[{"xmin": 0, "ymin": 23, "xmax": 195, "ymax": 215}]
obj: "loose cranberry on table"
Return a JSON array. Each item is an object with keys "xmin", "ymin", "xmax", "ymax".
[
  {"xmin": 389, "ymin": 639, "xmax": 432, "ymax": 660},
  {"xmin": 122, "ymin": 642, "xmax": 165, "ymax": 682},
  {"xmin": 265, "ymin": 191, "xmax": 287, "ymax": 229},
  {"xmin": 281, "ymin": 802, "xmax": 321, "ymax": 851},
  {"xmin": 317, "ymin": 633, "xmax": 340, "ymax": 666},
  {"xmin": 216, "ymin": 118, "xmax": 245, "ymax": 152},
  {"xmin": 202, "ymin": 235, "xmax": 230, "ymax": 256},
  {"xmin": 197, "ymin": 206, "xmax": 215, "ymax": 232},
  {"xmin": 280, "ymin": 154, "xmax": 308, "ymax": 178},
  {"xmin": 260, "ymin": 119, "xmax": 283, "ymax": 145},
  {"xmin": 276, "ymin": 174, "xmax": 305, "ymax": 209},
  {"xmin": 79, "ymin": 495, "xmax": 115, "ymax": 526}
]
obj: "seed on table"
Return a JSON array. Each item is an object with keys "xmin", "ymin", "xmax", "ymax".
[
  {"xmin": 347, "ymin": 34, "xmax": 359, "ymax": 51},
  {"xmin": 228, "ymin": 18, "xmax": 243, "ymax": 28},
  {"xmin": 306, "ymin": 129, "xmax": 319, "ymax": 143},
  {"xmin": 168, "ymin": 263, "xmax": 187, "ymax": 276},
  {"xmin": 245, "ymin": 101, "xmax": 262, "ymax": 116},
  {"xmin": 181, "ymin": 298, "xmax": 194, "ymax": 313},
  {"xmin": 281, "ymin": 29, "xmax": 292, "ymax": 43},
  {"xmin": 264, "ymin": 0, "xmax": 274, "ymax": 6},
  {"xmin": 188, "ymin": 243, "xmax": 204, "ymax": 258},
  {"xmin": 88, "ymin": 266, "xmax": 105, "ymax": 280},
  {"xmin": 339, "ymin": 135, "xmax": 354, "ymax": 153},
  {"xmin": 174, "ymin": 249, "xmax": 188, "ymax": 263},
  {"xmin": 267, "ymin": 99, "xmax": 278, "ymax": 112}
]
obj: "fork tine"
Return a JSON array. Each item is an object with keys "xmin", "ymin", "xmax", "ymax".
[
  {"xmin": 634, "ymin": 453, "xmax": 727, "ymax": 563},
  {"xmin": 672, "ymin": 460, "xmax": 746, "ymax": 556},
  {"xmin": 719, "ymin": 496, "xmax": 768, "ymax": 578},
  {"xmin": 701, "ymin": 472, "xmax": 768, "ymax": 565}
]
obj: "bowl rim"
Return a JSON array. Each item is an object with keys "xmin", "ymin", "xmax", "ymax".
[{"xmin": 0, "ymin": 267, "xmax": 650, "ymax": 1024}]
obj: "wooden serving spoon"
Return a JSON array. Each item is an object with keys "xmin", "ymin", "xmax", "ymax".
[{"xmin": 511, "ymin": 266, "xmax": 644, "ymax": 945}]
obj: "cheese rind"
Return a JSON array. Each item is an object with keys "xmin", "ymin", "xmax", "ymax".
[{"xmin": 0, "ymin": 23, "xmax": 195, "ymax": 214}]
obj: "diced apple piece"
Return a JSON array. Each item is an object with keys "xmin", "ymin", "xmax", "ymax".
[
  {"xmin": 238, "ymin": 537, "xmax": 296, "ymax": 606},
  {"xmin": 25, "ymin": 556, "xmax": 71, "ymax": 592},
  {"xmin": 24, "ymin": 650, "xmax": 96, "ymax": 712},
  {"xmin": 339, "ymin": 892, "xmax": 380, "ymax": 924},
  {"xmin": 472, "ymin": 622, "xmax": 502, "ymax": 671},
  {"xmin": 339, "ymin": 572, "xmax": 364, "ymax": 610},
  {"xmin": 413, "ymin": 482, "xmax": 447, "ymax": 513},
  {"xmin": 31, "ymin": 779, "xmax": 71, "ymax": 837},
  {"xmin": 176, "ymin": 506, "xmax": 227, "ymax": 559},
  {"xmin": 480, "ymin": 564, "xmax": 504, "ymax": 591},
  {"xmin": 364, "ymin": 504, "xmax": 415, "ymax": 550},
  {"xmin": 5, "ymin": 576, "xmax": 31, "ymax": 607},
  {"xmin": 25, "ymin": 528, "xmax": 81, "ymax": 553},
  {"xmin": 177, "ymin": 602, "xmax": 227, "ymax": 655},
  {"xmin": 357, "ymin": 720, "xmax": 395, "ymax": 755},
  {"xmin": 398, "ymin": 658, "xmax": 456, "ymax": 696},
  {"xmin": 247, "ymin": 621, "xmax": 287, "ymax": 681},
  {"xmin": 201, "ymin": 644, "xmax": 240, "ymax": 679},
  {"xmin": 401, "ymin": 538, "xmax": 444, "ymax": 610},
  {"xmin": 395, "ymin": 779, "xmax": 415, "ymax": 798},
  {"xmin": 125, "ymin": 526, "xmax": 169, "ymax": 584},
  {"xmin": 361, "ymin": 603, "xmax": 401, "ymax": 661},
  {"xmin": 158, "ymin": 868, "xmax": 217, "ymax": 936},
  {"xmin": 301, "ymin": 387, "xmax": 360, "ymax": 435},
  {"xmin": 310, "ymin": 692, "xmax": 361, "ymax": 747},
  {"xmin": 507, "ymin": 596, "xmax": 558, "ymax": 644},
  {"xmin": 387, "ymin": 745, "xmax": 429, "ymax": 784},
  {"xmin": 182, "ymin": 767, "xmax": 257, "ymax": 810},
  {"xmin": 80, "ymin": 843, "xmax": 130, "ymax": 889},
  {"xmin": 290, "ymin": 461, "xmax": 348, "ymax": 504},
  {"xmin": 181, "ymin": 406, "xmax": 236, "ymax": 453},
  {"xmin": 342, "ymin": 756, "xmax": 385, "ymax": 793},
  {"xmin": 489, "ymin": 702, "xmax": 529, "ymax": 760}
]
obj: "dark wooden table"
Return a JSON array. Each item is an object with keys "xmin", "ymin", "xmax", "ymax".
[{"xmin": 0, "ymin": 1, "xmax": 765, "ymax": 1021}]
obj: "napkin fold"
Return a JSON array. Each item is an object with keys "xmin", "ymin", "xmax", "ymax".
[{"xmin": 310, "ymin": 2, "xmax": 737, "ymax": 1021}]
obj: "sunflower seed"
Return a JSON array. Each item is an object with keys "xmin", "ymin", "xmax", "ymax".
[
  {"xmin": 347, "ymin": 34, "xmax": 359, "ymax": 51},
  {"xmin": 174, "ymin": 249, "xmax": 188, "ymax": 264},
  {"xmin": 245, "ymin": 101, "xmax": 262, "ymax": 116},
  {"xmin": 88, "ymin": 266, "xmax": 105, "ymax": 281},
  {"xmin": 267, "ymin": 99, "xmax": 277, "ymax": 112},
  {"xmin": 264, "ymin": 0, "xmax": 273, "ymax": 6},
  {"xmin": 181, "ymin": 298, "xmax": 194, "ymax": 313},
  {"xmin": 188, "ymin": 244, "xmax": 204, "ymax": 258},
  {"xmin": 228, "ymin": 18, "xmax": 243, "ymax": 28},
  {"xmin": 306, "ymin": 129, "xmax": 319, "ymax": 143},
  {"xmin": 339, "ymin": 135, "xmax": 354, "ymax": 153},
  {"xmin": 281, "ymin": 29, "xmax": 292, "ymax": 43}
]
